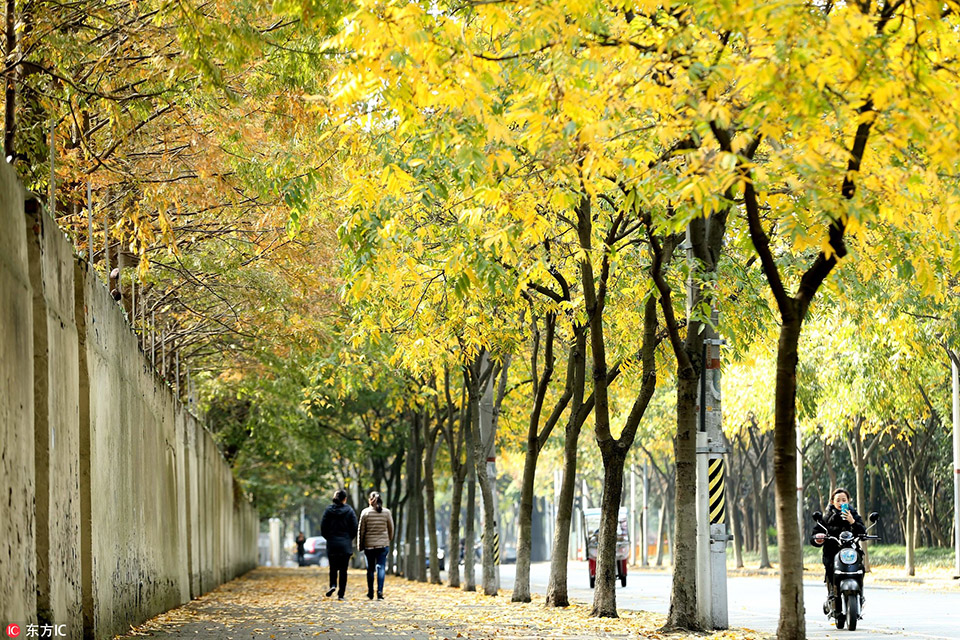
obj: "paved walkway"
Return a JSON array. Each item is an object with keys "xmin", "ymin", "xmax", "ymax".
[{"xmin": 116, "ymin": 567, "xmax": 761, "ymax": 640}]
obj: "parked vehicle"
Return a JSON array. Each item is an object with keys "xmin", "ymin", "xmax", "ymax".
[
  {"xmin": 812, "ymin": 510, "xmax": 881, "ymax": 631},
  {"xmin": 302, "ymin": 536, "xmax": 327, "ymax": 566},
  {"xmin": 583, "ymin": 507, "xmax": 629, "ymax": 588},
  {"xmin": 425, "ymin": 544, "xmax": 446, "ymax": 571}
]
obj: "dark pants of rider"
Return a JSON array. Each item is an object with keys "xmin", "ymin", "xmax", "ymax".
[
  {"xmin": 823, "ymin": 563, "xmax": 836, "ymax": 597},
  {"xmin": 328, "ymin": 553, "xmax": 350, "ymax": 597}
]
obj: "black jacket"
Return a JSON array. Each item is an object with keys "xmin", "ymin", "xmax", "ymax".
[
  {"xmin": 810, "ymin": 504, "xmax": 866, "ymax": 564},
  {"xmin": 321, "ymin": 501, "xmax": 358, "ymax": 556}
]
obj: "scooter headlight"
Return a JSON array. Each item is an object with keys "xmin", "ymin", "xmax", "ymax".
[{"xmin": 839, "ymin": 548, "xmax": 858, "ymax": 564}]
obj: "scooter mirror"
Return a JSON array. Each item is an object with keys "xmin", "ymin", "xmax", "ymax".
[
  {"xmin": 812, "ymin": 511, "xmax": 823, "ymax": 523},
  {"xmin": 869, "ymin": 511, "xmax": 879, "ymax": 523}
]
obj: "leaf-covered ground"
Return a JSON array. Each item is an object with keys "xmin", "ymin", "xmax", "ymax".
[{"xmin": 116, "ymin": 567, "xmax": 771, "ymax": 639}]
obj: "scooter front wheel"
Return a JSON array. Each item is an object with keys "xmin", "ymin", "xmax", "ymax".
[{"xmin": 845, "ymin": 594, "xmax": 859, "ymax": 631}]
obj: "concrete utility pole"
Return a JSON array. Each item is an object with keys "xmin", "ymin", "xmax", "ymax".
[
  {"xmin": 630, "ymin": 463, "xmax": 637, "ymax": 565},
  {"xmin": 797, "ymin": 427, "xmax": 805, "ymax": 546},
  {"xmin": 641, "ymin": 462, "xmax": 649, "ymax": 567},
  {"xmin": 687, "ymin": 228, "xmax": 729, "ymax": 629},
  {"xmin": 695, "ymin": 327, "xmax": 728, "ymax": 629},
  {"xmin": 479, "ymin": 354, "xmax": 501, "ymax": 588},
  {"xmin": 952, "ymin": 352, "xmax": 959, "ymax": 579},
  {"xmin": 269, "ymin": 518, "xmax": 282, "ymax": 567}
]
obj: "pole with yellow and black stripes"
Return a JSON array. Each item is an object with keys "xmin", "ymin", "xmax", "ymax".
[{"xmin": 695, "ymin": 322, "xmax": 730, "ymax": 630}]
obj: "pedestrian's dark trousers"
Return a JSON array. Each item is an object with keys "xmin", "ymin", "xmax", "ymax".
[
  {"xmin": 328, "ymin": 553, "xmax": 350, "ymax": 597},
  {"xmin": 364, "ymin": 547, "xmax": 389, "ymax": 596}
]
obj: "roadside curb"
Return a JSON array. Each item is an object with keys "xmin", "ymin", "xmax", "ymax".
[{"xmin": 625, "ymin": 564, "xmax": 960, "ymax": 591}]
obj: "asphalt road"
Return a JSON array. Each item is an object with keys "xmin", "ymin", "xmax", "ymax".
[{"xmin": 486, "ymin": 561, "xmax": 959, "ymax": 639}]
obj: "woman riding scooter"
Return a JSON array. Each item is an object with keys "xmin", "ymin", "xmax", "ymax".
[{"xmin": 810, "ymin": 487, "xmax": 866, "ymax": 616}]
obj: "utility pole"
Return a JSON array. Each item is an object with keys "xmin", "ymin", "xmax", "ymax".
[
  {"xmin": 951, "ymin": 351, "xmax": 959, "ymax": 580},
  {"xmin": 686, "ymin": 226, "xmax": 729, "ymax": 629},
  {"xmin": 641, "ymin": 461, "xmax": 649, "ymax": 567},
  {"xmin": 696, "ymin": 328, "xmax": 728, "ymax": 629},
  {"xmin": 630, "ymin": 463, "xmax": 636, "ymax": 565},
  {"xmin": 479, "ymin": 354, "xmax": 501, "ymax": 589},
  {"xmin": 797, "ymin": 427, "xmax": 805, "ymax": 548}
]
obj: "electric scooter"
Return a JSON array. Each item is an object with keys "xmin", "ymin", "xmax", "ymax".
[{"xmin": 812, "ymin": 510, "xmax": 881, "ymax": 631}]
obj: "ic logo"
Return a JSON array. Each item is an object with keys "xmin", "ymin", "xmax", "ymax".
[{"xmin": 5, "ymin": 624, "xmax": 20, "ymax": 638}]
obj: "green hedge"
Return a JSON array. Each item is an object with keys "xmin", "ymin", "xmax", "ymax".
[{"xmin": 728, "ymin": 545, "xmax": 954, "ymax": 569}]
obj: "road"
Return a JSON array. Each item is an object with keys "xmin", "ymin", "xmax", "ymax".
[{"xmin": 484, "ymin": 561, "xmax": 959, "ymax": 639}]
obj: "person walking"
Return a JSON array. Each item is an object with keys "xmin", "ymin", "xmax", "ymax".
[
  {"xmin": 295, "ymin": 532, "xmax": 306, "ymax": 567},
  {"xmin": 358, "ymin": 491, "xmax": 395, "ymax": 600},
  {"xmin": 320, "ymin": 489, "xmax": 358, "ymax": 599}
]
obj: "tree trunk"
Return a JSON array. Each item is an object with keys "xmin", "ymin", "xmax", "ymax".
[
  {"xmin": 4, "ymin": 0, "xmax": 15, "ymax": 160},
  {"xmin": 472, "ymin": 405, "xmax": 499, "ymax": 596},
  {"xmin": 464, "ymin": 430, "xmax": 477, "ymax": 592},
  {"xmin": 904, "ymin": 470, "xmax": 915, "ymax": 576},
  {"xmin": 403, "ymin": 419, "xmax": 420, "ymax": 580},
  {"xmin": 444, "ymin": 368, "xmax": 467, "ymax": 588},
  {"xmin": 416, "ymin": 452, "xmax": 427, "ymax": 582},
  {"xmin": 758, "ymin": 485, "xmax": 771, "ymax": 569},
  {"xmin": 591, "ymin": 447, "xmax": 627, "ymax": 617},
  {"xmin": 666, "ymin": 489, "xmax": 675, "ymax": 567},
  {"xmin": 666, "ymin": 370, "xmax": 700, "ymax": 628},
  {"xmin": 655, "ymin": 492, "xmax": 667, "ymax": 566},
  {"xmin": 546, "ymin": 328, "xmax": 588, "ymax": 607},
  {"xmin": 448, "ymin": 470, "xmax": 465, "ymax": 588},
  {"xmin": 514, "ymin": 311, "xmax": 569, "ymax": 602},
  {"xmin": 730, "ymin": 475, "xmax": 744, "ymax": 569},
  {"xmin": 425, "ymin": 440, "xmax": 441, "ymax": 584},
  {"xmin": 823, "ymin": 438, "xmax": 837, "ymax": 495},
  {"xmin": 846, "ymin": 417, "xmax": 875, "ymax": 570},
  {"xmin": 513, "ymin": 442, "xmax": 540, "ymax": 602},
  {"xmin": 403, "ymin": 472, "xmax": 415, "ymax": 580},
  {"xmin": 773, "ymin": 319, "xmax": 805, "ymax": 640},
  {"xmin": 545, "ymin": 437, "xmax": 579, "ymax": 606}
]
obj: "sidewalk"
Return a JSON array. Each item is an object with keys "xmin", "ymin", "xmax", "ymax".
[{"xmin": 116, "ymin": 568, "xmax": 769, "ymax": 640}]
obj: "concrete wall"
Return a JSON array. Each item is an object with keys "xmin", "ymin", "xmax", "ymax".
[
  {"xmin": 0, "ymin": 157, "xmax": 36, "ymax": 627},
  {"xmin": 0, "ymin": 162, "xmax": 258, "ymax": 639},
  {"xmin": 27, "ymin": 201, "xmax": 83, "ymax": 637}
]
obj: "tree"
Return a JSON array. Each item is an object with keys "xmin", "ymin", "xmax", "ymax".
[{"xmin": 704, "ymin": 3, "xmax": 960, "ymax": 635}]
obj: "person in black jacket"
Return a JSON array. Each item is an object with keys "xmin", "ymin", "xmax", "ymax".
[
  {"xmin": 810, "ymin": 487, "xmax": 866, "ymax": 614},
  {"xmin": 321, "ymin": 489, "xmax": 358, "ymax": 599},
  {"xmin": 296, "ymin": 532, "xmax": 306, "ymax": 567}
]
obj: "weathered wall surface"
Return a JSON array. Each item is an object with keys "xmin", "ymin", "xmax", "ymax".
[
  {"xmin": 27, "ymin": 203, "xmax": 83, "ymax": 638},
  {"xmin": 0, "ymin": 163, "xmax": 257, "ymax": 639},
  {"xmin": 0, "ymin": 159, "xmax": 36, "ymax": 626},
  {"xmin": 84, "ymin": 269, "xmax": 189, "ymax": 638}
]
